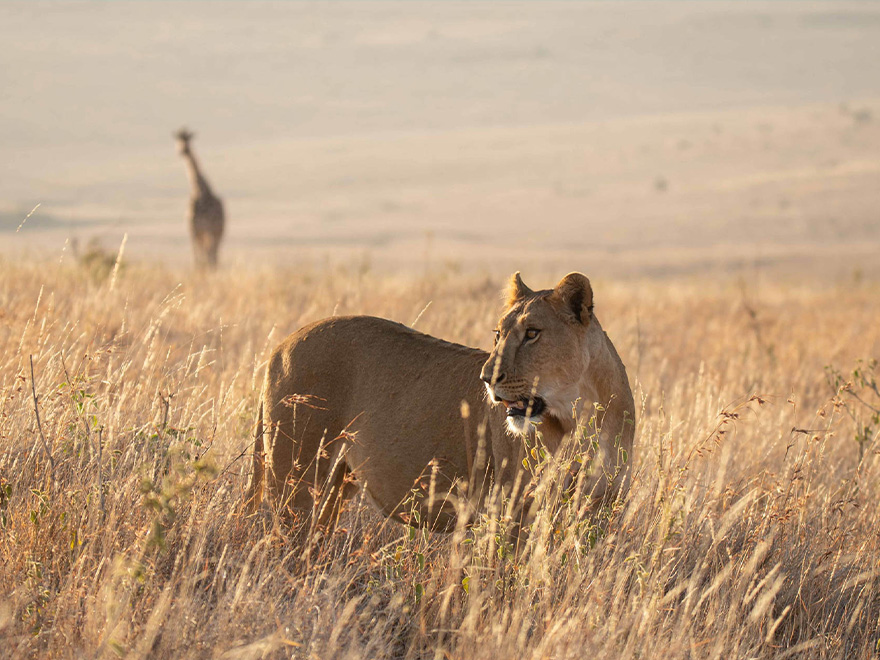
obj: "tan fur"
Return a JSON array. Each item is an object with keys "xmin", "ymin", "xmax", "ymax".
[
  {"xmin": 245, "ymin": 273, "xmax": 635, "ymax": 531},
  {"xmin": 481, "ymin": 272, "xmax": 635, "ymax": 509}
]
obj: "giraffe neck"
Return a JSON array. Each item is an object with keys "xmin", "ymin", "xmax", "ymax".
[{"xmin": 181, "ymin": 150, "xmax": 214, "ymax": 198}]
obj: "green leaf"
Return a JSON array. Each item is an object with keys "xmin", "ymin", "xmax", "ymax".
[{"xmin": 461, "ymin": 576, "xmax": 470, "ymax": 594}]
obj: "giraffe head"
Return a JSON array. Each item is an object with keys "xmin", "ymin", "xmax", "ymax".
[{"xmin": 174, "ymin": 128, "xmax": 195, "ymax": 155}]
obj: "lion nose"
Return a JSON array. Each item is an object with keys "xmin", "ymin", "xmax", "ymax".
[{"xmin": 480, "ymin": 368, "xmax": 505, "ymax": 385}]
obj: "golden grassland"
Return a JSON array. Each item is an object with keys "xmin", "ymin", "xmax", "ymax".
[{"xmin": 1, "ymin": 258, "xmax": 879, "ymax": 659}]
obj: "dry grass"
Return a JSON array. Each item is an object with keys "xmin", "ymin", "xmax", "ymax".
[{"xmin": 1, "ymin": 258, "xmax": 879, "ymax": 659}]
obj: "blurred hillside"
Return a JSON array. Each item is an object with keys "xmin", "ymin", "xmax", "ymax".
[{"xmin": 1, "ymin": 1, "xmax": 879, "ymax": 279}]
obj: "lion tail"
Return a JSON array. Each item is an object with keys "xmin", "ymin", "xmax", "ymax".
[{"xmin": 244, "ymin": 398, "xmax": 265, "ymax": 513}]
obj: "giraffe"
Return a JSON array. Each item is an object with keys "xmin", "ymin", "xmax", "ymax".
[{"xmin": 174, "ymin": 128, "xmax": 225, "ymax": 269}]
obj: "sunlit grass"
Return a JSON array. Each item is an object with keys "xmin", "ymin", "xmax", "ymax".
[{"xmin": 1, "ymin": 258, "xmax": 878, "ymax": 658}]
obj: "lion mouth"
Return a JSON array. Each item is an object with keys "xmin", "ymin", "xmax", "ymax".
[{"xmin": 501, "ymin": 397, "xmax": 546, "ymax": 419}]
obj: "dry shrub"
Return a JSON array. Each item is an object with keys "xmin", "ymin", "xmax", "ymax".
[{"xmin": 0, "ymin": 260, "xmax": 878, "ymax": 659}]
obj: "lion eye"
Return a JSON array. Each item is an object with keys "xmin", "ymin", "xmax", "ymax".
[
  {"xmin": 493, "ymin": 330, "xmax": 501, "ymax": 346},
  {"xmin": 525, "ymin": 328, "xmax": 541, "ymax": 341}
]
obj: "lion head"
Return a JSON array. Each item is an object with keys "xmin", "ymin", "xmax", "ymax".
[{"xmin": 480, "ymin": 272, "xmax": 595, "ymax": 435}]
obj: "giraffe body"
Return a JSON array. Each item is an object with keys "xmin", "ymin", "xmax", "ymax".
[{"xmin": 174, "ymin": 129, "xmax": 225, "ymax": 269}]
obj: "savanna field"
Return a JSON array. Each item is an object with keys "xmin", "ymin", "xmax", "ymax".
[{"xmin": 0, "ymin": 257, "xmax": 878, "ymax": 659}]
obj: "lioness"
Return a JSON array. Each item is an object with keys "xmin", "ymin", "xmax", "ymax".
[{"xmin": 245, "ymin": 272, "xmax": 635, "ymax": 531}]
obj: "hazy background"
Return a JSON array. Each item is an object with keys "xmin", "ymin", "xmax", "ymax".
[{"xmin": 2, "ymin": 1, "xmax": 879, "ymax": 279}]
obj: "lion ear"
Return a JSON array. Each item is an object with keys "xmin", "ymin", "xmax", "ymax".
[
  {"xmin": 552, "ymin": 272, "xmax": 593, "ymax": 324},
  {"xmin": 504, "ymin": 271, "xmax": 534, "ymax": 307}
]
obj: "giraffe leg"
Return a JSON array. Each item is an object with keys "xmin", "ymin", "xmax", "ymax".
[
  {"xmin": 206, "ymin": 237, "xmax": 219, "ymax": 269},
  {"xmin": 191, "ymin": 235, "xmax": 206, "ymax": 269}
]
